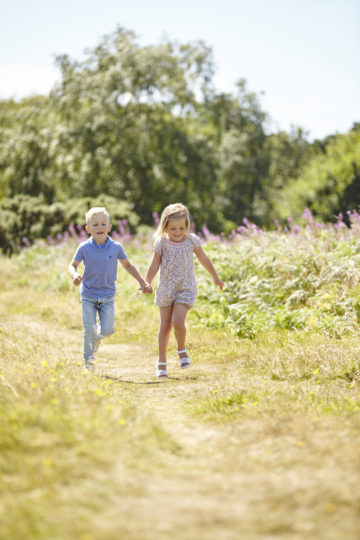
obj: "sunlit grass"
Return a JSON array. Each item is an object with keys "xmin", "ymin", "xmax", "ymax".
[
  {"xmin": 0, "ymin": 318, "xmax": 182, "ymax": 539},
  {"xmin": 1, "ymin": 235, "xmax": 360, "ymax": 539}
]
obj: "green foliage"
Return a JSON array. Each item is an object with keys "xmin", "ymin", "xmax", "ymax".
[
  {"xmin": 213, "ymin": 80, "xmax": 270, "ymax": 224},
  {"xmin": 0, "ymin": 194, "xmax": 139, "ymax": 254},
  {"xmin": 47, "ymin": 29, "xmax": 223, "ymax": 227},
  {"xmin": 275, "ymin": 127, "xmax": 360, "ymax": 222},
  {"xmin": 0, "ymin": 28, "xmax": 278, "ymax": 231},
  {"xmin": 0, "ymin": 96, "xmax": 58, "ymax": 202},
  {"xmin": 263, "ymin": 127, "xmax": 315, "ymax": 223},
  {"xmin": 0, "ymin": 27, "xmax": 359, "ymax": 232},
  {"xmin": 195, "ymin": 227, "xmax": 360, "ymax": 338}
]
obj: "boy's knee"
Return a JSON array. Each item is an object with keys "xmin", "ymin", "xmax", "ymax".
[{"xmin": 101, "ymin": 327, "xmax": 114, "ymax": 337}]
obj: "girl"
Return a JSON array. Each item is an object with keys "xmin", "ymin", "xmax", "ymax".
[{"xmin": 145, "ymin": 203, "xmax": 224, "ymax": 378}]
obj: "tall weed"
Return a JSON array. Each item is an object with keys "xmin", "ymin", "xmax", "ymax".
[{"xmin": 195, "ymin": 226, "xmax": 360, "ymax": 338}]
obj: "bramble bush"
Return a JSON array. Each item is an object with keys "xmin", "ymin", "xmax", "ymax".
[
  {"xmin": 0, "ymin": 194, "xmax": 139, "ymax": 254},
  {"xmin": 194, "ymin": 210, "xmax": 360, "ymax": 338}
]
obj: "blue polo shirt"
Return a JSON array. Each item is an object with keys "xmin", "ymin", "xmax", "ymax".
[{"xmin": 73, "ymin": 236, "xmax": 127, "ymax": 298}]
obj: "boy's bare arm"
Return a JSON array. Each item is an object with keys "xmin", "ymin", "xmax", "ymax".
[
  {"xmin": 194, "ymin": 246, "xmax": 224, "ymax": 290},
  {"xmin": 120, "ymin": 258, "xmax": 152, "ymax": 293},
  {"xmin": 68, "ymin": 260, "xmax": 82, "ymax": 286}
]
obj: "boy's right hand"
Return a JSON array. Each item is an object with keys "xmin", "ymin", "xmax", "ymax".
[{"xmin": 72, "ymin": 273, "xmax": 82, "ymax": 286}]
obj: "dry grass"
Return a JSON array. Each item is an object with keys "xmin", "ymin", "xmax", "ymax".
[{"xmin": 0, "ymin": 242, "xmax": 359, "ymax": 539}]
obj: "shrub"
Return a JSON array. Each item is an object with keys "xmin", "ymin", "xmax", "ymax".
[{"xmin": 0, "ymin": 195, "xmax": 140, "ymax": 254}]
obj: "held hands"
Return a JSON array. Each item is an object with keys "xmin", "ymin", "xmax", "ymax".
[
  {"xmin": 144, "ymin": 282, "xmax": 153, "ymax": 294},
  {"xmin": 139, "ymin": 280, "xmax": 153, "ymax": 294}
]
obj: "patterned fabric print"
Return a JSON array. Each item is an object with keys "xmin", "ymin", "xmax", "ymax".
[{"xmin": 154, "ymin": 233, "xmax": 201, "ymax": 307}]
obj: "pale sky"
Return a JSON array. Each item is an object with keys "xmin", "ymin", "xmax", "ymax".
[{"xmin": 0, "ymin": 0, "xmax": 359, "ymax": 140}]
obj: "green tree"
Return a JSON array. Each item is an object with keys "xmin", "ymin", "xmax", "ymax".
[
  {"xmin": 0, "ymin": 96, "xmax": 59, "ymax": 202},
  {"xmin": 208, "ymin": 80, "xmax": 270, "ymax": 224},
  {"xmin": 47, "ymin": 27, "xmax": 223, "ymax": 226},
  {"xmin": 0, "ymin": 26, "xmax": 324, "ymax": 235},
  {"xmin": 274, "ymin": 125, "xmax": 360, "ymax": 222},
  {"xmin": 263, "ymin": 127, "xmax": 314, "ymax": 224}
]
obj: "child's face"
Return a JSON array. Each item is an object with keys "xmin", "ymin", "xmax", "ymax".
[
  {"xmin": 86, "ymin": 213, "xmax": 112, "ymax": 245},
  {"xmin": 165, "ymin": 218, "xmax": 187, "ymax": 242}
]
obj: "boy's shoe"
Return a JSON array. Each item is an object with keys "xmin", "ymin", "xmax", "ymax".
[
  {"xmin": 93, "ymin": 338, "xmax": 101, "ymax": 353},
  {"xmin": 84, "ymin": 360, "xmax": 96, "ymax": 373}
]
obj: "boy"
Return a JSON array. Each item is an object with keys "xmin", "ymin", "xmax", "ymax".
[{"xmin": 68, "ymin": 207, "xmax": 152, "ymax": 371}]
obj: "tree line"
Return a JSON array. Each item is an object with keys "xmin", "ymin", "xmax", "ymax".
[{"xmin": 0, "ymin": 26, "xmax": 359, "ymax": 244}]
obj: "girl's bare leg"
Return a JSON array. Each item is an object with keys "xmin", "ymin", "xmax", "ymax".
[
  {"xmin": 158, "ymin": 305, "xmax": 173, "ymax": 365},
  {"xmin": 172, "ymin": 303, "xmax": 190, "ymax": 362}
]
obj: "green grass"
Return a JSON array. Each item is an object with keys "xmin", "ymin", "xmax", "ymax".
[
  {"xmin": 195, "ymin": 229, "xmax": 360, "ymax": 338},
  {"xmin": 0, "ymin": 236, "xmax": 360, "ymax": 539}
]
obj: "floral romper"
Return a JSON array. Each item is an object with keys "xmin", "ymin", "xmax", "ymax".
[{"xmin": 154, "ymin": 233, "xmax": 201, "ymax": 307}]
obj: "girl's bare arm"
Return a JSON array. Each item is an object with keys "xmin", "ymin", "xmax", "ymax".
[
  {"xmin": 120, "ymin": 258, "xmax": 152, "ymax": 293},
  {"xmin": 194, "ymin": 246, "xmax": 224, "ymax": 290},
  {"xmin": 145, "ymin": 252, "xmax": 161, "ymax": 284}
]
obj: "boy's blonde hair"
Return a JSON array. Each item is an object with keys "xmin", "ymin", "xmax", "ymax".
[
  {"xmin": 154, "ymin": 203, "xmax": 191, "ymax": 239},
  {"xmin": 85, "ymin": 207, "xmax": 110, "ymax": 225}
]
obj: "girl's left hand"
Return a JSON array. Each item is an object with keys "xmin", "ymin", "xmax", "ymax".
[
  {"xmin": 145, "ymin": 282, "xmax": 153, "ymax": 294},
  {"xmin": 214, "ymin": 277, "xmax": 224, "ymax": 290},
  {"xmin": 140, "ymin": 282, "xmax": 153, "ymax": 294}
]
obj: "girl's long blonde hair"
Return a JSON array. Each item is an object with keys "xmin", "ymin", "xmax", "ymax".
[{"xmin": 154, "ymin": 203, "xmax": 191, "ymax": 239}]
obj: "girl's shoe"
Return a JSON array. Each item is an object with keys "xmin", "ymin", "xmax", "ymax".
[
  {"xmin": 156, "ymin": 362, "xmax": 168, "ymax": 378},
  {"xmin": 177, "ymin": 349, "xmax": 190, "ymax": 369}
]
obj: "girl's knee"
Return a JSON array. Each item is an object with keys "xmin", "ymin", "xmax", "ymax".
[
  {"xmin": 160, "ymin": 319, "xmax": 172, "ymax": 332},
  {"xmin": 159, "ymin": 325, "xmax": 172, "ymax": 337},
  {"xmin": 172, "ymin": 320, "xmax": 186, "ymax": 333}
]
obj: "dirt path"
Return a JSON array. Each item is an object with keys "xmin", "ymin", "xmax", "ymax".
[
  {"xmin": 96, "ymin": 341, "xmax": 226, "ymax": 459},
  {"xmin": 92, "ymin": 342, "xmax": 355, "ymax": 540},
  {"xmin": 95, "ymin": 343, "xmax": 260, "ymax": 540}
]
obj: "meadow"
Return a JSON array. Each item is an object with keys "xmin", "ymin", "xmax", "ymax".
[{"xmin": 0, "ymin": 215, "xmax": 359, "ymax": 540}]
